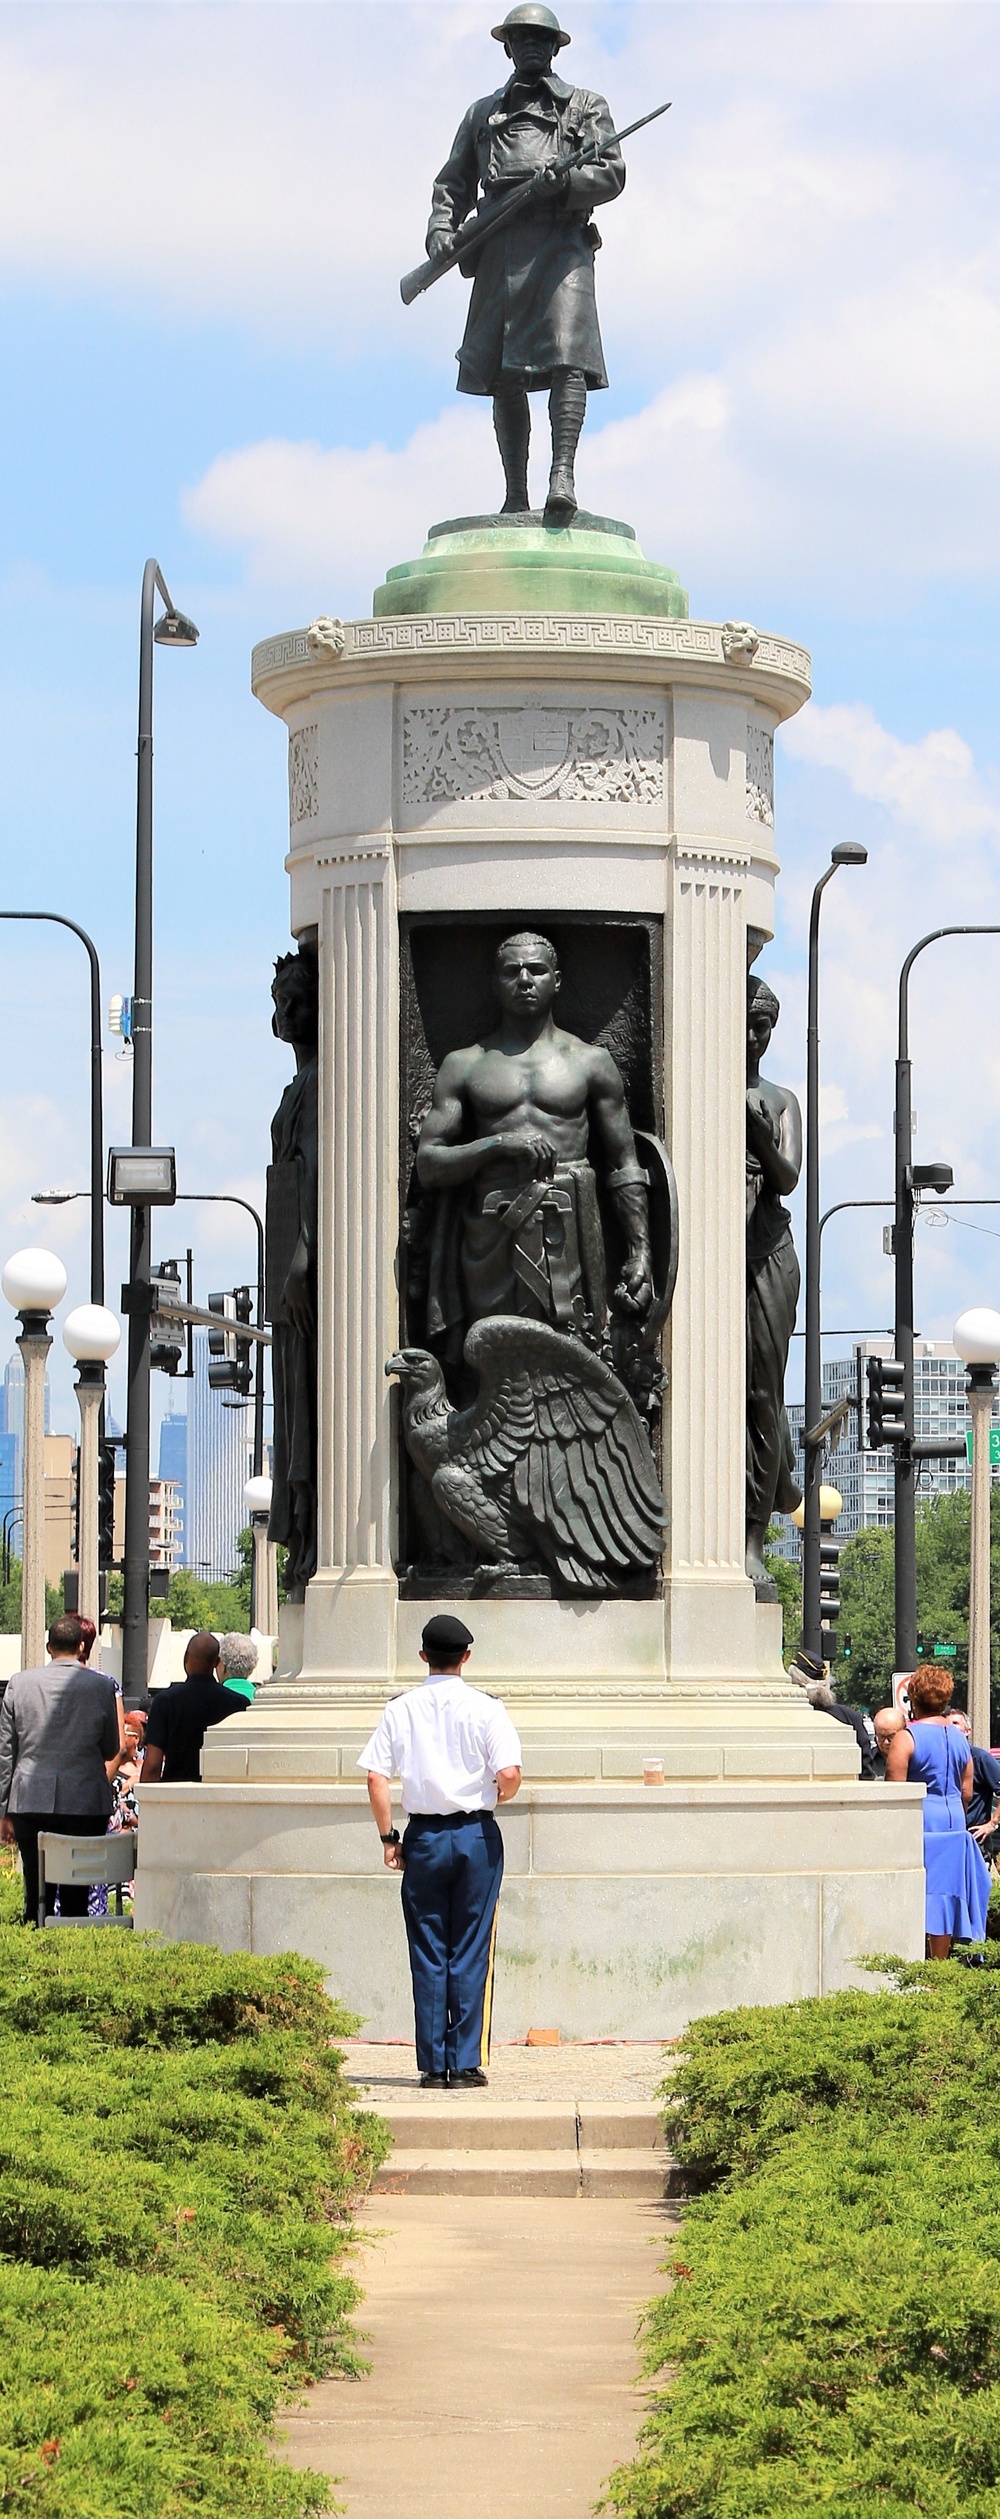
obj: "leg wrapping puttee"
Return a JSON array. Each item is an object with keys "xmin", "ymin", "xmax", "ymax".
[
  {"xmin": 546, "ymin": 367, "xmax": 587, "ymax": 518},
  {"xmin": 493, "ymin": 389, "xmax": 531, "ymax": 514}
]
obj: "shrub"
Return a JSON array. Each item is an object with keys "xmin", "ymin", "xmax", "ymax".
[
  {"xmin": 605, "ymin": 1962, "xmax": 1000, "ymax": 2519},
  {"xmin": 0, "ymin": 1918, "xmax": 389, "ymax": 2517}
]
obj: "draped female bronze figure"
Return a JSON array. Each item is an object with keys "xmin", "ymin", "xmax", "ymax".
[{"xmin": 746, "ymin": 976, "xmax": 802, "ymax": 1596}]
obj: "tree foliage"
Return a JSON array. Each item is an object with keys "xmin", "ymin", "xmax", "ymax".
[
  {"xmin": 104, "ymin": 1528, "xmax": 287, "ymax": 1634},
  {"xmin": 0, "ymin": 1875, "xmax": 388, "ymax": 2516},
  {"xmin": 605, "ymin": 1954, "xmax": 1000, "ymax": 2519}
]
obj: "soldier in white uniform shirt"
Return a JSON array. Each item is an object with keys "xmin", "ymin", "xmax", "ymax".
[{"xmin": 360, "ymin": 1614, "xmax": 522, "ymax": 2088}]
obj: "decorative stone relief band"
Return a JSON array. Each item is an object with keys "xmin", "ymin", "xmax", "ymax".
[
  {"xmin": 401, "ymin": 702, "xmax": 665, "ymax": 805},
  {"xmin": 253, "ymin": 614, "xmax": 811, "ymax": 691},
  {"xmin": 315, "ymin": 842, "xmax": 391, "ymax": 868},
  {"xmin": 675, "ymin": 845, "xmax": 752, "ymax": 872},
  {"xmin": 288, "ymin": 724, "xmax": 319, "ymax": 824},
  {"xmin": 746, "ymin": 722, "xmax": 775, "ymax": 827}
]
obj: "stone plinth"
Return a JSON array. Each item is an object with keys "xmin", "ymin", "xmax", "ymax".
[
  {"xmin": 373, "ymin": 513, "xmax": 688, "ymax": 619},
  {"xmin": 236, "ymin": 556, "xmax": 821, "ymax": 1778},
  {"xmin": 135, "ymin": 1781, "xmax": 927, "ymax": 2039}
]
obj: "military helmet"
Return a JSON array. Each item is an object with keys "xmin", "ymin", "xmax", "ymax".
[{"xmin": 492, "ymin": 4, "xmax": 571, "ymax": 49}]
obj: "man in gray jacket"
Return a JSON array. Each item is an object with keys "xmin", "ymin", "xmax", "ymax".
[{"xmin": 0, "ymin": 1612, "xmax": 122, "ymax": 1924}]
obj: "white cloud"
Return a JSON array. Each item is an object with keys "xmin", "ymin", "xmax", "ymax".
[
  {"xmin": 783, "ymin": 703, "xmax": 1000, "ymax": 847},
  {"xmin": 772, "ymin": 698, "xmax": 1000, "ymax": 1349},
  {"xmin": 3, "ymin": 7, "xmax": 1000, "ymax": 602},
  {"xmin": 184, "ymin": 409, "xmax": 486, "ymax": 604}
]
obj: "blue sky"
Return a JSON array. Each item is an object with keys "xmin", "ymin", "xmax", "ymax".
[{"xmin": 2, "ymin": 0, "xmax": 1000, "ymax": 1434}]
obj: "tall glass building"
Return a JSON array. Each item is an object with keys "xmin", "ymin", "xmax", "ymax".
[
  {"xmin": 157, "ymin": 1411, "xmax": 188, "ymax": 1565},
  {"xmin": 186, "ymin": 1334, "xmax": 252, "ymax": 1583}
]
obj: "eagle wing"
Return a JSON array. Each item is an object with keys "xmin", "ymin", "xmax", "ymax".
[{"xmin": 458, "ymin": 1318, "xmax": 667, "ymax": 1588}]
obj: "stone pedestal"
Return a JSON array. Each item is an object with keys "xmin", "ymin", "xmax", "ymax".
[
  {"xmin": 218, "ymin": 526, "xmax": 831, "ymax": 1771},
  {"xmin": 135, "ymin": 1780, "xmax": 927, "ymax": 2039},
  {"xmin": 135, "ymin": 519, "xmax": 925, "ymax": 2017}
]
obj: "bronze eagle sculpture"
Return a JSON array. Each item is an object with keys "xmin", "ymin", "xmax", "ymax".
[{"xmin": 386, "ymin": 1316, "xmax": 666, "ymax": 1591}]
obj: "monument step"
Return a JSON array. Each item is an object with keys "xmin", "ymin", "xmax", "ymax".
[
  {"xmin": 369, "ymin": 2098, "xmax": 665, "ymax": 2151},
  {"xmin": 373, "ymin": 2146, "xmax": 671, "ymax": 2199},
  {"xmin": 369, "ymin": 2097, "xmax": 677, "ymax": 2196}
]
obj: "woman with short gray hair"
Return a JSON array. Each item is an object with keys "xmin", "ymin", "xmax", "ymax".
[{"xmin": 216, "ymin": 1633, "xmax": 258, "ymax": 1706}]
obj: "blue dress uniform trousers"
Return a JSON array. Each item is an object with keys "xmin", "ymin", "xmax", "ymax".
[{"xmin": 400, "ymin": 1810, "xmax": 504, "ymax": 2077}]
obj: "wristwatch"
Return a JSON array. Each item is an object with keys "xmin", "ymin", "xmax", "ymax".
[{"xmin": 380, "ymin": 1828, "xmax": 401, "ymax": 1845}]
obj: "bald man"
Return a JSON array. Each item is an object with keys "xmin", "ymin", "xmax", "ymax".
[
  {"xmin": 142, "ymin": 1631, "xmax": 245, "ymax": 1784},
  {"xmin": 874, "ymin": 1704, "xmax": 905, "ymax": 1779}
]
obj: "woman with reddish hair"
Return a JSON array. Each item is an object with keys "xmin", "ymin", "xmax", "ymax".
[{"xmin": 886, "ymin": 1665, "xmax": 990, "ymax": 1956}]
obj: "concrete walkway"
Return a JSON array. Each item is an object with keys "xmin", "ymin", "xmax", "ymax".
[{"xmin": 279, "ymin": 2192, "xmax": 676, "ymax": 2518}]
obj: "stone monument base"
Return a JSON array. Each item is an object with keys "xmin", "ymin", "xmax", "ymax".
[
  {"xmin": 134, "ymin": 1780, "xmax": 926, "ymax": 2039},
  {"xmin": 372, "ymin": 512, "xmax": 688, "ymax": 618}
]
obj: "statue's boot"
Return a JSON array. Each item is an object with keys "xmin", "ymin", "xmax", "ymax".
[
  {"xmin": 545, "ymin": 367, "xmax": 587, "ymax": 520},
  {"xmin": 493, "ymin": 388, "xmax": 531, "ymax": 514}
]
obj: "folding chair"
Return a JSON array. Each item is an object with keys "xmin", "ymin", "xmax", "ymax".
[{"xmin": 36, "ymin": 1830, "xmax": 136, "ymax": 1928}]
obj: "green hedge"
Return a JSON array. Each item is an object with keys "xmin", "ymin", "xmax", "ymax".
[
  {"xmin": 0, "ymin": 1866, "xmax": 389, "ymax": 2517},
  {"xmin": 605, "ymin": 1954, "xmax": 1000, "ymax": 2519}
]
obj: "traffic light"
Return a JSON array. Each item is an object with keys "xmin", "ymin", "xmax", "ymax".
[
  {"xmin": 819, "ymin": 1537, "xmax": 841, "ymax": 1626},
  {"xmin": 865, "ymin": 1356, "xmax": 906, "ymax": 1449},
  {"xmin": 208, "ymin": 1286, "xmax": 253, "ymax": 1399},
  {"xmin": 150, "ymin": 1260, "xmax": 186, "ymax": 1375},
  {"xmin": 842, "ymin": 1633, "xmax": 853, "ymax": 1661},
  {"xmin": 98, "ymin": 1439, "xmax": 118, "ymax": 1572}
]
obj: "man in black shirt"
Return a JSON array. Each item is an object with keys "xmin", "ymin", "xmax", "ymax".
[
  {"xmin": 948, "ymin": 1710, "xmax": 1000, "ymax": 1842},
  {"xmin": 142, "ymin": 1632, "xmax": 245, "ymax": 1784},
  {"xmin": 788, "ymin": 1647, "xmax": 877, "ymax": 1781}
]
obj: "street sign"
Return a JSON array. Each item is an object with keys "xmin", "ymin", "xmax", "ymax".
[
  {"xmin": 965, "ymin": 1428, "xmax": 1000, "ymax": 1464},
  {"xmin": 933, "ymin": 1643, "xmax": 957, "ymax": 1659}
]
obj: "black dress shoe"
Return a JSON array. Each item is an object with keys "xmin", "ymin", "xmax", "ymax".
[
  {"xmin": 449, "ymin": 2067, "xmax": 488, "ymax": 2088},
  {"xmin": 419, "ymin": 2072, "xmax": 448, "ymax": 2089}
]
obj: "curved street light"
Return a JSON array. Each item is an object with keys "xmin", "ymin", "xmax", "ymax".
[
  {"xmin": 801, "ymin": 840, "xmax": 868, "ymax": 1658},
  {"xmin": 122, "ymin": 561, "xmax": 199, "ymax": 1708}
]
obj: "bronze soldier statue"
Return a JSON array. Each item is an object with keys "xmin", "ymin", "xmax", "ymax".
[
  {"xmin": 745, "ymin": 976, "xmax": 803, "ymax": 1596},
  {"xmin": 425, "ymin": 4, "xmax": 625, "ymax": 521},
  {"xmin": 416, "ymin": 931, "xmax": 654, "ymax": 1353},
  {"xmin": 266, "ymin": 945, "xmax": 319, "ymax": 1602}
]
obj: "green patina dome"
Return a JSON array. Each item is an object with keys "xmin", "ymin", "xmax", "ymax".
[{"xmin": 372, "ymin": 513, "xmax": 688, "ymax": 621}]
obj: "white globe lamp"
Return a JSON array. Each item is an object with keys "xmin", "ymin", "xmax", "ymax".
[
  {"xmin": 790, "ymin": 1484, "xmax": 843, "ymax": 1529},
  {"xmin": 953, "ymin": 1307, "xmax": 1000, "ymax": 1366},
  {"xmin": 63, "ymin": 1304, "xmax": 122, "ymax": 1365},
  {"xmin": 1, "ymin": 1247, "xmax": 68, "ymax": 1316},
  {"xmin": 244, "ymin": 1474, "xmax": 277, "ymax": 1640}
]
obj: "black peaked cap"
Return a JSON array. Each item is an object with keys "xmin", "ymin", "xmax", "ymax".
[{"xmin": 422, "ymin": 1613, "xmax": 474, "ymax": 1659}]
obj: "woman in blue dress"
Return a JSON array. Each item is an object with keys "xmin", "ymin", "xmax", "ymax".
[{"xmin": 886, "ymin": 1664, "xmax": 991, "ymax": 1955}]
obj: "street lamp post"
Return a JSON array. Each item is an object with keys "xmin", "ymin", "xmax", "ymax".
[
  {"xmin": 1, "ymin": 1249, "xmax": 68, "ymax": 1668},
  {"xmin": 121, "ymin": 561, "xmax": 198, "ymax": 1706},
  {"xmin": 244, "ymin": 1474, "xmax": 278, "ymax": 1640},
  {"xmin": 801, "ymin": 840, "xmax": 868, "ymax": 1658},
  {"xmin": 893, "ymin": 927, "xmax": 1000, "ymax": 1672},
  {"xmin": 62, "ymin": 1305, "xmax": 122, "ymax": 1627},
  {"xmin": 953, "ymin": 1307, "xmax": 1000, "ymax": 1748}
]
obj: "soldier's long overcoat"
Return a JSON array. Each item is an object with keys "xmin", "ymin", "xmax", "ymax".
[{"xmin": 427, "ymin": 69, "xmax": 624, "ymax": 394}]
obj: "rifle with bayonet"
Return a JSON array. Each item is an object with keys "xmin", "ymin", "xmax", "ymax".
[{"xmin": 400, "ymin": 99, "xmax": 670, "ymax": 307}]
